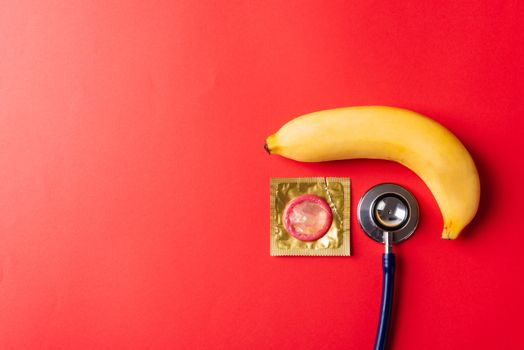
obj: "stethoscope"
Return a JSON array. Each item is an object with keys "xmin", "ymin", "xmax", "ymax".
[{"xmin": 357, "ymin": 184, "xmax": 419, "ymax": 350}]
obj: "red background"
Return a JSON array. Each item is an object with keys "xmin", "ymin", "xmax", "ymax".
[{"xmin": 1, "ymin": 1, "xmax": 523, "ymax": 349}]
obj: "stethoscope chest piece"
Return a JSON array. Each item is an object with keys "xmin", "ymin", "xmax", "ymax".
[{"xmin": 358, "ymin": 183, "xmax": 419, "ymax": 244}]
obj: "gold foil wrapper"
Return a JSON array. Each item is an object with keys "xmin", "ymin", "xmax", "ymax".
[{"xmin": 270, "ymin": 177, "xmax": 350, "ymax": 256}]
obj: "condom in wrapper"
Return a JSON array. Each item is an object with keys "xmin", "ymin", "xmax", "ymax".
[{"xmin": 270, "ymin": 177, "xmax": 350, "ymax": 256}]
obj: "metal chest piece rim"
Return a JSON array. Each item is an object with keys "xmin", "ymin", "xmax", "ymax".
[{"xmin": 357, "ymin": 183, "xmax": 419, "ymax": 244}]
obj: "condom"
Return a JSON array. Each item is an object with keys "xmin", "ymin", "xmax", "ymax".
[{"xmin": 270, "ymin": 177, "xmax": 350, "ymax": 256}]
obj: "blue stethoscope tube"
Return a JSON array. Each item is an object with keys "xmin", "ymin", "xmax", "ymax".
[{"xmin": 374, "ymin": 252, "xmax": 395, "ymax": 350}]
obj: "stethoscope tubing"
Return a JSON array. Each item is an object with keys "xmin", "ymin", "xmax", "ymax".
[{"xmin": 374, "ymin": 252, "xmax": 395, "ymax": 350}]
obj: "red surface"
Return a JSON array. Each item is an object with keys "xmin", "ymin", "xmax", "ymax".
[{"xmin": 0, "ymin": 1, "xmax": 523, "ymax": 349}]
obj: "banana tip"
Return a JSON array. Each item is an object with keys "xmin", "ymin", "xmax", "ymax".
[
  {"xmin": 441, "ymin": 227, "xmax": 459, "ymax": 240},
  {"xmin": 264, "ymin": 141, "xmax": 271, "ymax": 154}
]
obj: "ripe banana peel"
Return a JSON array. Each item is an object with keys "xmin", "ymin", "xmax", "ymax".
[{"xmin": 265, "ymin": 106, "xmax": 480, "ymax": 239}]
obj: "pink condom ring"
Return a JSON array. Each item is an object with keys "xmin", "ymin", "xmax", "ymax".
[{"xmin": 283, "ymin": 194, "xmax": 333, "ymax": 242}]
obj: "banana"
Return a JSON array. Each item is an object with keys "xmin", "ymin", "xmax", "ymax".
[{"xmin": 265, "ymin": 106, "xmax": 480, "ymax": 239}]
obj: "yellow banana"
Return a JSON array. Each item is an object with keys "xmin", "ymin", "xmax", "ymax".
[{"xmin": 265, "ymin": 106, "xmax": 480, "ymax": 239}]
